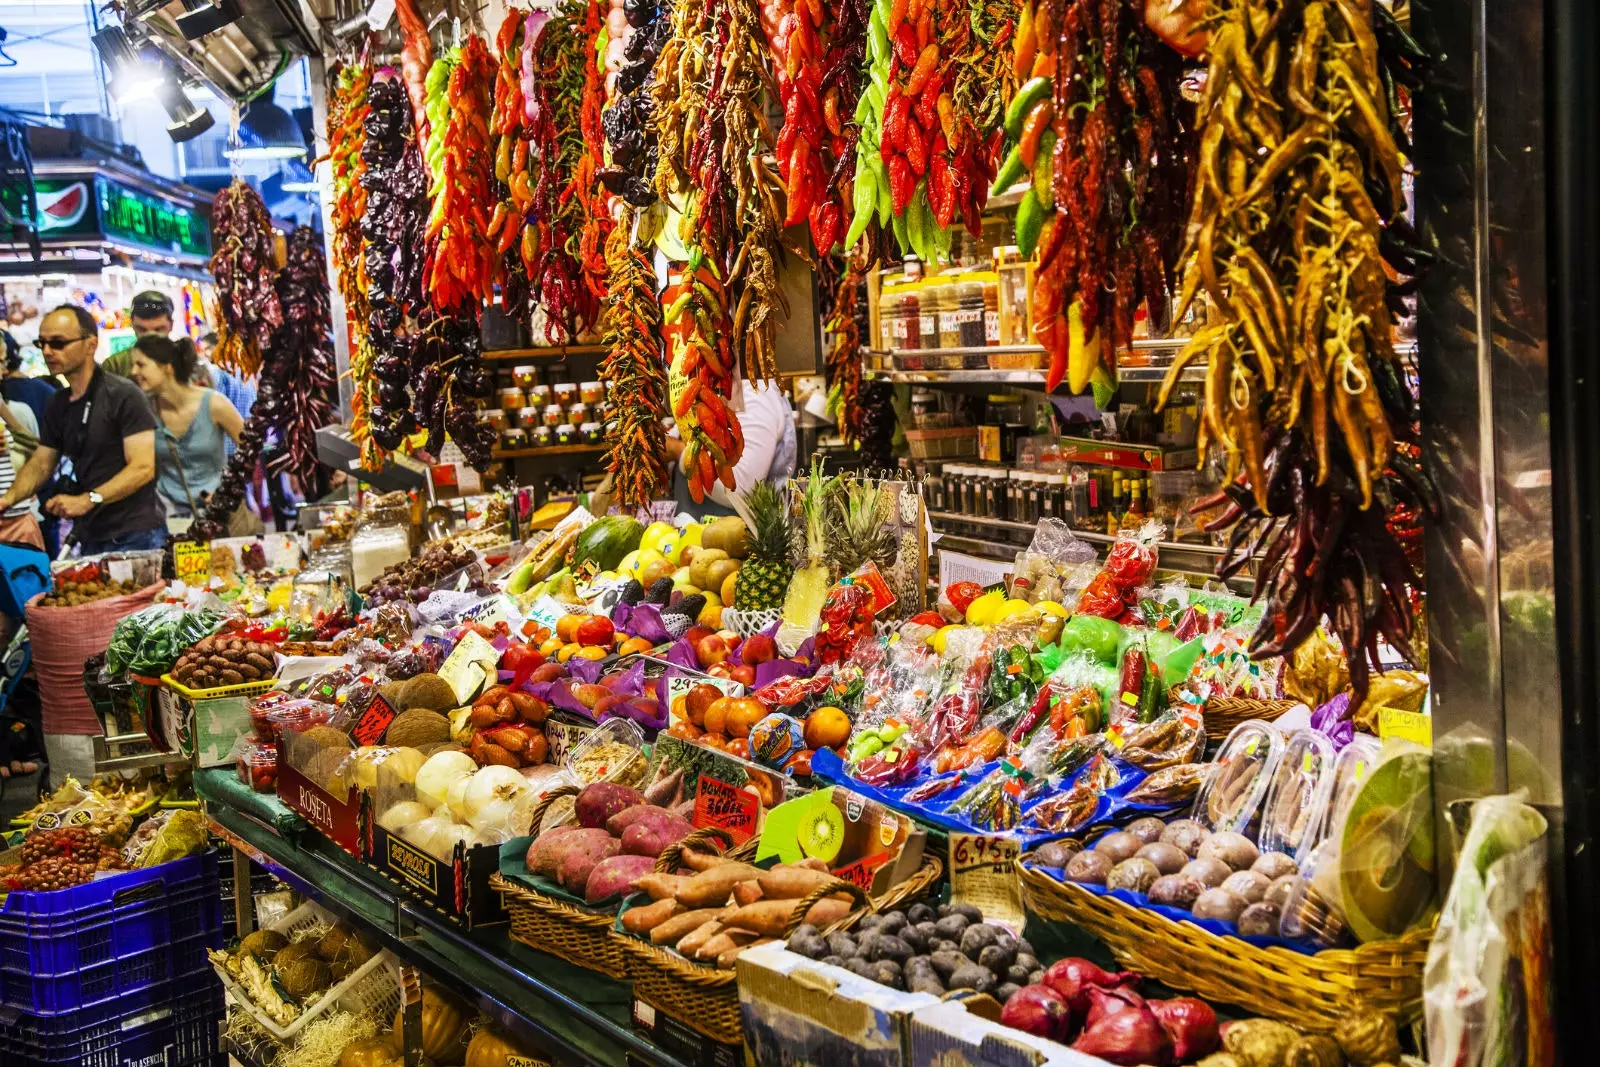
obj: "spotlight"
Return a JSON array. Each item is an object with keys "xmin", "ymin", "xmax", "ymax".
[
  {"xmin": 175, "ymin": 0, "xmax": 242, "ymax": 40},
  {"xmin": 156, "ymin": 76, "xmax": 215, "ymax": 142},
  {"xmin": 90, "ymin": 26, "xmax": 163, "ymax": 105},
  {"xmin": 224, "ymin": 85, "xmax": 306, "ymax": 161},
  {"xmin": 280, "ymin": 159, "xmax": 320, "ymax": 194}
]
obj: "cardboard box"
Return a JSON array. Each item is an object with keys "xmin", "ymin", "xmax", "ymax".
[
  {"xmin": 1057, "ymin": 437, "xmax": 1197, "ymax": 472},
  {"xmin": 631, "ymin": 996, "xmax": 743, "ymax": 1067},
  {"xmin": 909, "ymin": 1001, "xmax": 1106, "ymax": 1067},
  {"xmin": 277, "ymin": 731, "xmax": 362, "ymax": 855},
  {"xmin": 737, "ymin": 940, "xmax": 940, "ymax": 1067},
  {"xmin": 360, "ymin": 806, "xmax": 514, "ymax": 929},
  {"xmin": 156, "ymin": 676, "xmax": 271, "ymax": 767}
]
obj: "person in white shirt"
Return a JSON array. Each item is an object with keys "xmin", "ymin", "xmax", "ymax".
[{"xmin": 667, "ymin": 378, "xmax": 797, "ymax": 515}]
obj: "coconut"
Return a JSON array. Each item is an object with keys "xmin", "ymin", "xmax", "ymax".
[
  {"xmin": 238, "ymin": 929, "xmax": 288, "ymax": 961},
  {"xmin": 384, "ymin": 708, "xmax": 451, "ymax": 748},
  {"xmin": 400, "ymin": 673, "xmax": 458, "ymax": 712},
  {"xmin": 276, "ymin": 955, "xmax": 332, "ymax": 999},
  {"xmin": 317, "ymin": 927, "xmax": 374, "ymax": 980},
  {"xmin": 301, "ymin": 725, "xmax": 353, "ymax": 750}
]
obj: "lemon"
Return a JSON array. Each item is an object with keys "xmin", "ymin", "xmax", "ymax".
[
  {"xmin": 929, "ymin": 625, "xmax": 957, "ymax": 653},
  {"xmin": 639, "ymin": 521, "xmax": 679, "ymax": 559},
  {"xmin": 964, "ymin": 590, "xmax": 1008, "ymax": 626},
  {"xmin": 997, "ymin": 599, "xmax": 1037, "ymax": 620},
  {"xmin": 617, "ymin": 550, "xmax": 642, "ymax": 577},
  {"xmin": 1035, "ymin": 600, "xmax": 1070, "ymax": 618}
]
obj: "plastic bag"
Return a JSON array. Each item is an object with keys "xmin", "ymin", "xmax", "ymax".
[
  {"xmin": 107, "ymin": 604, "xmax": 226, "ymax": 676},
  {"xmin": 1075, "ymin": 520, "xmax": 1162, "ymax": 621},
  {"xmin": 1116, "ymin": 710, "xmax": 1206, "ymax": 770},
  {"xmin": 1424, "ymin": 794, "xmax": 1554, "ymax": 1067}
]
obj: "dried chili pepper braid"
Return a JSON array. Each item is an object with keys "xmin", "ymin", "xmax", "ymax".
[
  {"xmin": 599, "ymin": 211, "xmax": 670, "ymax": 509},
  {"xmin": 359, "ymin": 75, "xmax": 430, "ymax": 455},
  {"xmin": 1029, "ymin": 0, "xmax": 1191, "ymax": 396},
  {"xmin": 260, "ymin": 227, "xmax": 337, "ymax": 498},
  {"xmin": 527, "ymin": 0, "xmax": 600, "ymax": 341},
  {"xmin": 599, "ymin": 0, "xmax": 668, "ymax": 205},
  {"xmin": 208, "ymin": 180, "xmax": 283, "ymax": 377},
  {"xmin": 768, "ymin": 0, "xmax": 859, "ymax": 255},
  {"xmin": 492, "ymin": 10, "xmax": 533, "ymax": 318},
  {"xmin": 822, "ymin": 261, "xmax": 866, "ymax": 444},
  {"xmin": 328, "ymin": 61, "xmax": 371, "ymax": 338},
  {"xmin": 423, "ymin": 35, "xmax": 498, "ymax": 315},
  {"xmin": 576, "ymin": 0, "xmax": 615, "ymax": 306}
]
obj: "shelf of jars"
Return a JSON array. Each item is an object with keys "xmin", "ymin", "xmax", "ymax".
[{"xmin": 862, "ymin": 338, "xmax": 1204, "ymax": 386}]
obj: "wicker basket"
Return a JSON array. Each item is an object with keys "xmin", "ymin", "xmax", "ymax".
[
  {"xmin": 624, "ymin": 851, "xmax": 945, "ymax": 1044},
  {"xmin": 1202, "ymin": 697, "xmax": 1298, "ymax": 735},
  {"xmin": 1017, "ymin": 862, "xmax": 1432, "ymax": 1032}
]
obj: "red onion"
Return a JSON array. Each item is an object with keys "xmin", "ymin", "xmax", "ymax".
[
  {"xmin": 1072, "ymin": 1002, "xmax": 1174, "ymax": 1066},
  {"xmin": 1149, "ymin": 998, "xmax": 1220, "ymax": 1060},
  {"xmin": 999, "ymin": 985, "xmax": 1073, "ymax": 1043},
  {"xmin": 1083, "ymin": 985, "xmax": 1148, "ymax": 1031},
  {"xmin": 1041, "ymin": 958, "xmax": 1141, "ymax": 1017}
]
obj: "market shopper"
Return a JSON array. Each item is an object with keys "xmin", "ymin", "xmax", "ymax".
[
  {"xmin": 129, "ymin": 335, "xmax": 246, "ymax": 523},
  {"xmin": 666, "ymin": 378, "xmax": 796, "ymax": 516},
  {"xmin": 102, "ymin": 290, "xmax": 175, "ymax": 379},
  {"xmin": 2, "ymin": 329, "xmax": 57, "ymax": 428},
  {"xmin": 0, "ymin": 306, "xmax": 165, "ymax": 554}
]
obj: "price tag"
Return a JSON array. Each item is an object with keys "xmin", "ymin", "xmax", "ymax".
[
  {"xmin": 350, "ymin": 694, "xmax": 400, "ymax": 747},
  {"xmin": 1378, "ymin": 706, "xmax": 1432, "ymax": 747},
  {"xmin": 665, "ymin": 672, "xmax": 744, "ymax": 723},
  {"xmin": 439, "ymin": 630, "xmax": 500, "ymax": 704},
  {"xmin": 948, "ymin": 832, "xmax": 1024, "ymax": 932},
  {"xmin": 173, "ymin": 540, "xmax": 210, "ymax": 585},
  {"xmin": 527, "ymin": 595, "xmax": 580, "ymax": 630},
  {"xmin": 692, "ymin": 774, "xmax": 760, "ymax": 843}
]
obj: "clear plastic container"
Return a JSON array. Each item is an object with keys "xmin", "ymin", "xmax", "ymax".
[
  {"xmin": 1258, "ymin": 728, "xmax": 1337, "ymax": 860},
  {"xmin": 236, "ymin": 739, "xmax": 278, "ymax": 793},
  {"xmin": 1192, "ymin": 719, "xmax": 1285, "ymax": 834},
  {"xmin": 350, "ymin": 522, "xmax": 411, "ymax": 590},
  {"xmin": 564, "ymin": 716, "xmax": 650, "ymax": 788},
  {"xmin": 1315, "ymin": 735, "xmax": 1382, "ymax": 861}
]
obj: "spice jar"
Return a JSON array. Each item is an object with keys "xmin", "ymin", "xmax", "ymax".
[
  {"xmin": 1042, "ymin": 473, "xmax": 1066, "ymax": 520},
  {"xmin": 580, "ymin": 380, "xmax": 605, "ymax": 404},
  {"xmin": 556, "ymin": 423, "xmax": 579, "ymax": 446},
  {"xmin": 511, "ymin": 365, "xmax": 537, "ymax": 388},
  {"xmin": 497, "ymin": 387, "xmax": 526, "ymax": 411},
  {"xmin": 982, "ymin": 468, "xmax": 1006, "ymax": 520},
  {"xmin": 568, "ymin": 401, "xmax": 591, "ymax": 425},
  {"xmin": 513, "ymin": 406, "xmax": 543, "ymax": 430},
  {"xmin": 528, "ymin": 383, "xmax": 552, "ymax": 407},
  {"xmin": 542, "ymin": 404, "xmax": 565, "ymax": 428},
  {"xmin": 581, "ymin": 421, "xmax": 603, "ymax": 445},
  {"xmin": 531, "ymin": 426, "xmax": 554, "ymax": 448},
  {"xmin": 501, "ymin": 427, "xmax": 527, "ymax": 451},
  {"xmin": 480, "ymin": 408, "xmax": 508, "ymax": 431},
  {"xmin": 553, "ymin": 382, "xmax": 578, "ymax": 406},
  {"xmin": 1007, "ymin": 470, "xmax": 1026, "ymax": 523},
  {"xmin": 927, "ymin": 271, "xmax": 959, "ymax": 350},
  {"xmin": 968, "ymin": 270, "xmax": 1001, "ymax": 346}
]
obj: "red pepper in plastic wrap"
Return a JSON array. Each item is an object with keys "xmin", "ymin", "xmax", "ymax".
[
  {"xmin": 815, "ymin": 582, "xmax": 875, "ymax": 665},
  {"xmin": 1075, "ymin": 527, "xmax": 1160, "ymax": 620},
  {"xmin": 854, "ymin": 744, "xmax": 923, "ymax": 786}
]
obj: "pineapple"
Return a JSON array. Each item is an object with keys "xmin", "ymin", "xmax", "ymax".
[
  {"xmin": 780, "ymin": 458, "xmax": 839, "ymax": 631},
  {"xmin": 831, "ymin": 477, "xmax": 897, "ymax": 576},
  {"xmin": 730, "ymin": 480, "xmax": 794, "ymax": 611}
]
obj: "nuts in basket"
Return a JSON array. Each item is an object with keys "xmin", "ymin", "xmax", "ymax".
[{"xmin": 173, "ymin": 634, "xmax": 278, "ymax": 689}]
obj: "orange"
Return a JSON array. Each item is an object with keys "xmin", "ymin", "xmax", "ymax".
[
  {"xmin": 556, "ymin": 642, "xmax": 583, "ymax": 663},
  {"xmin": 555, "ymin": 615, "xmax": 583, "ymax": 643},
  {"xmin": 804, "ymin": 705, "xmax": 852, "ymax": 750},
  {"xmin": 703, "ymin": 696, "xmax": 732, "ymax": 737},
  {"xmin": 575, "ymin": 645, "xmax": 608, "ymax": 661},
  {"xmin": 619, "ymin": 636, "xmax": 654, "ymax": 656},
  {"xmin": 725, "ymin": 697, "xmax": 768, "ymax": 740}
]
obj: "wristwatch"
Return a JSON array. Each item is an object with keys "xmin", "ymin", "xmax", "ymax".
[{"xmin": 88, "ymin": 491, "xmax": 103, "ymax": 507}]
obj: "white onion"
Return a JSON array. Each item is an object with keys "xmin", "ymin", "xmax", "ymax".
[
  {"xmin": 458, "ymin": 765, "xmax": 531, "ymax": 830},
  {"xmin": 377, "ymin": 800, "xmax": 433, "ymax": 834},
  {"xmin": 414, "ymin": 750, "xmax": 476, "ymax": 809},
  {"xmin": 427, "ymin": 821, "xmax": 472, "ymax": 863},
  {"xmin": 402, "ymin": 815, "xmax": 455, "ymax": 855}
]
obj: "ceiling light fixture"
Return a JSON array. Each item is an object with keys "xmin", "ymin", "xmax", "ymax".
[
  {"xmin": 91, "ymin": 26, "xmax": 163, "ymax": 106},
  {"xmin": 174, "ymin": 0, "xmax": 242, "ymax": 40},
  {"xmin": 224, "ymin": 84, "xmax": 306, "ymax": 161},
  {"xmin": 156, "ymin": 76, "xmax": 215, "ymax": 143},
  {"xmin": 280, "ymin": 158, "xmax": 320, "ymax": 194}
]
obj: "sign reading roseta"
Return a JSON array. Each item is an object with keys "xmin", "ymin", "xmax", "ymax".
[{"xmin": 692, "ymin": 774, "xmax": 761, "ymax": 843}]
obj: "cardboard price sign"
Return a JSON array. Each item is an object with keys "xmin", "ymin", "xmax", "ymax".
[
  {"xmin": 692, "ymin": 774, "xmax": 760, "ymax": 843},
  {"xmin": 350, "ymin": 693, "xmax": 400, "ymax": 747},
  {"xmin": 948, "ymin": 833, "xmax": 1024, "ymax": 932},
  {"xmin": 173, "ymin": 540, "xmax": 210, "ymax": 584}
]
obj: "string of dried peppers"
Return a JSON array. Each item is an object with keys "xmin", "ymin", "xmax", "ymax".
[
  {"xmin": 599, "ymin": 0, "xmax": 667, "ymax": 205},
  {"xmin": 492, "ymin": 12, "xmax": 534, "ymax": 316},
  {"xmin": 259, "ymin": 227, "xmax": 337, "ymax": 497},
  {"xmin": 599, "ymin": 213, "xmax": 670, "ymax": 509},
  {"xmin": 207, "ymin": 180, "xmax": 283, "ymax": 378},
  {"xmin": 423, "ymin": 36, "xmax": 499, "ymax": 313},
  {"xmin": 1156, "ymin": 0, "xmax": 1432, "ymax": 696},
  {"xmin": 328, "ymin": 62, "xmax": 371, "ymax": 338}
]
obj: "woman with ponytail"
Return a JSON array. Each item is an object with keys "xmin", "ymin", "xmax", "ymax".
[{"xmin": 129, "ymin": 335, "xmax": 249, "ymax": 527}]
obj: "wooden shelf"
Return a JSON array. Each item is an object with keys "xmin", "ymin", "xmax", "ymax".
[
  {"xmin": 482, "ymin": 345, "xmax": 608, "ymax": 360},
  {"xmin": 492, "ymin": 444, "xmax": 606, "ymax": 458}
]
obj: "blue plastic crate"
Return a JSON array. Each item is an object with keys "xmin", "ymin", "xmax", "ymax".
[
  {"xmin": 0, "ymin": 851, "xmax": 221, "ymax": 1015},
  {"xmin": 0, "ymin": 983, "xmax": 224, "ymax": 1067}
]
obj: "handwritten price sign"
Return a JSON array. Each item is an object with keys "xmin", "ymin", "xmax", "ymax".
[
  {"xmin": 173, "ymin": 540, "xmax": 210, "ymax": 585},
  {"xmin": 949, "ymin": 832, "xmax": 1024, "ymax": 932},
  {"xmin": 692, "ymin": 774, "xmax": 760, "ymax": 843}
]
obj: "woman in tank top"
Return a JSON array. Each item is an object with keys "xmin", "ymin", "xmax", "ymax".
[{"xmin": 129, "ymin": 335, "xmax": 245, "ymax": 518}]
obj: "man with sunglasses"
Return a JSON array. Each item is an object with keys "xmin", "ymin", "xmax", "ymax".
[
  {"xmin": 0, "ymin": 306, "xmax": 162, "ymax": 554},
  {"xmin": 101, "ymin": 290, "xmax": 174, "ymax": 379}
]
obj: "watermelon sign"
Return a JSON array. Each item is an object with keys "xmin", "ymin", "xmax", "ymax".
[
  {"xmin": 36, "ymin": 182, "xmax": 89, "ymax": 232},
  {"xmin": 0, "ymin": 171, "xmax": 211, "ymax": 259}
]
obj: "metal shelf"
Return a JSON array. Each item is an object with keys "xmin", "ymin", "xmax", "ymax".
[
  {"xmin": 863, "ymin": 338, "xmax": 1203, "ymax": 386},
  {"xmin": 198, "ymin": 770, "xmax": 691, "ymax": 1067},
  {"xmin": 493, "ymin": 445, "xmax": 606, "ymax": 459},
  {"xmin": 483, "ymin": 345, "xmax": 608, "ymax": 361}
]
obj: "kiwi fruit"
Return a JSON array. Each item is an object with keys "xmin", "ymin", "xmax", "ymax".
[
  {"xmin": 798, "ymin": 803, "xmax": 846, "ymax": 863},
  {"xmin": 399, "ymin": 673, "xmax": 458, "ymax": 713},
  {"xmin": 301, "ymin": 725, "xmax": 353, "ymax": 750},
  {"xmin": 238, "ymin": 929, "xmax": 288, "ymax": 961}
]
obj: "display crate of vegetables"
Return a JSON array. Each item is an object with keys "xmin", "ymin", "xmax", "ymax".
[{"xmin": 159, "ymin": 635, "xmax": 280, "ymax": 769}]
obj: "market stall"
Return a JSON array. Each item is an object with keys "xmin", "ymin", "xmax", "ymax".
[{"xmin": 0, "ymin": 0, "xmax": 1576, "ymax": 1065}]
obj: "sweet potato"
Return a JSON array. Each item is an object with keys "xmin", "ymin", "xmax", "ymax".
[
  {"xmin": 719, "ymin": 937, "xmax": 772, "ymax": 969},
  {"xmin": 630, "ymin": 873, "xmax": 689, "ymax": 900},
  {"xmin": 681, "ymin": 848, "xmax": 727, "ymax": 872},
  {"xmin": 676, "ymin": 864, "xmax": 764, "ymax": 908},
  {"xmin": 556, "ymin": 833, "xmax": 621, "ymax": 894},
  {"xmin": 725, "ymin": 894, "xmax": 855, "ymax": 937},
  {"xmin": 575, "ymin": 782, "xmax": 646, "ymax": 829},
  {"xmin": 649, "ymin": 907, "xmax": 734, "ymax": 945},
  {"xmin": 675, "ymin": 920, "xmax": 724, "ymax": 957},
  {"xmin": 732, "ymin": 880, "xmax": 764, "ymax": 906},
  {"xmin": 756, "ymin": 866, "xmax": 844, "ymax": 901},
  {"xmin": 801, "ymin": 897, "xmax": 855, "ymax": 929},
  {"xmin": 525, "ymin": 825, "xmax": 595, "ymax": 879},
  {"xmin": 585, "ymin": 854, "xmax": 658, "ymax": 905},
  {"xmin": 622, "ymin": 897, "xmax": 685, "ymax": 934},
  {"xmin": 695, "ymin": 928, "xmax": 759, "ymax": 962},
  {"xmin": 794, "ymin": 857, "xmax": 830, "ymax": 872},
  {"xmin": 620, "ymin": 812, "xmax": 695, "ymax": 858},
  {"xmin": 606, "ymin": 803, "xmax": 664, "ymax": 836}
]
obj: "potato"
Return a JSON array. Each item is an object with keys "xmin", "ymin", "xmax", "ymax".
[
  {"xmin": 631, "ymin": 873, "xmax": 688, "ymax": 900},
  {"xmin": 620, "ymin": 812, "xmax": 695, "ymax": 858},
  {"xmin": 574, "ymin": 782, "xmax": 646, "ymax": 829},
  {"xmin": 622, "ymin": 897, "xmax": 685, "ymax": 934},
  {"xmin": 755, "ymin": 866, "xmax": 844, "ymax": 901},
  {"xmin": 557, "ymin": 834, "xmax": 621, "ymax": 894},
  {"xmin": 526, "ymin": 826, "xmax": 600, "ymax": 879},
  {"xmin": 607, "ymin": 803, "xmax": 666, "ymax": 836},
  {"xmin": 675, "ymin": 863, "xmax": 764, "ymax": 908},
  {"xmin": 650, "ymin": 907, "xmax": 733, "ymax": 944},
  {"xmin": 585, "ymin": 854, "xmax": 657, "ymax": 904},
  {"xmin": 719, "ymin": 937, "xmax": 771, "ymax": 970}
]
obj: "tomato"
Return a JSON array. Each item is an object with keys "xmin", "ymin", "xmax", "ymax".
[{"xmin": 945, "ymin": 581, "xmax": 984, "ymax": 614}]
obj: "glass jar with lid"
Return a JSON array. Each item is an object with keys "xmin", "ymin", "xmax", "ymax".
[
  {"xmin": 929, "ymin": 269, "xmax": 963, "ymax": 351},
  {"xmin": 879, "ymin": 277, "xmax": 906, "ymax": 351},
  {"xmin": 953, "ymin": 271, "xmax": 989, "ymax": 350},
  {"xmin": 967, "ymin": 270, "xmax": 1002, "ymax": 346},
  {"xmin": 351, "ymin": 521, "xmax": 411, "ymax": 590},
  {"xmin": 983, "ymin": 468, "xmax": 1007, "ymax": 521}
]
